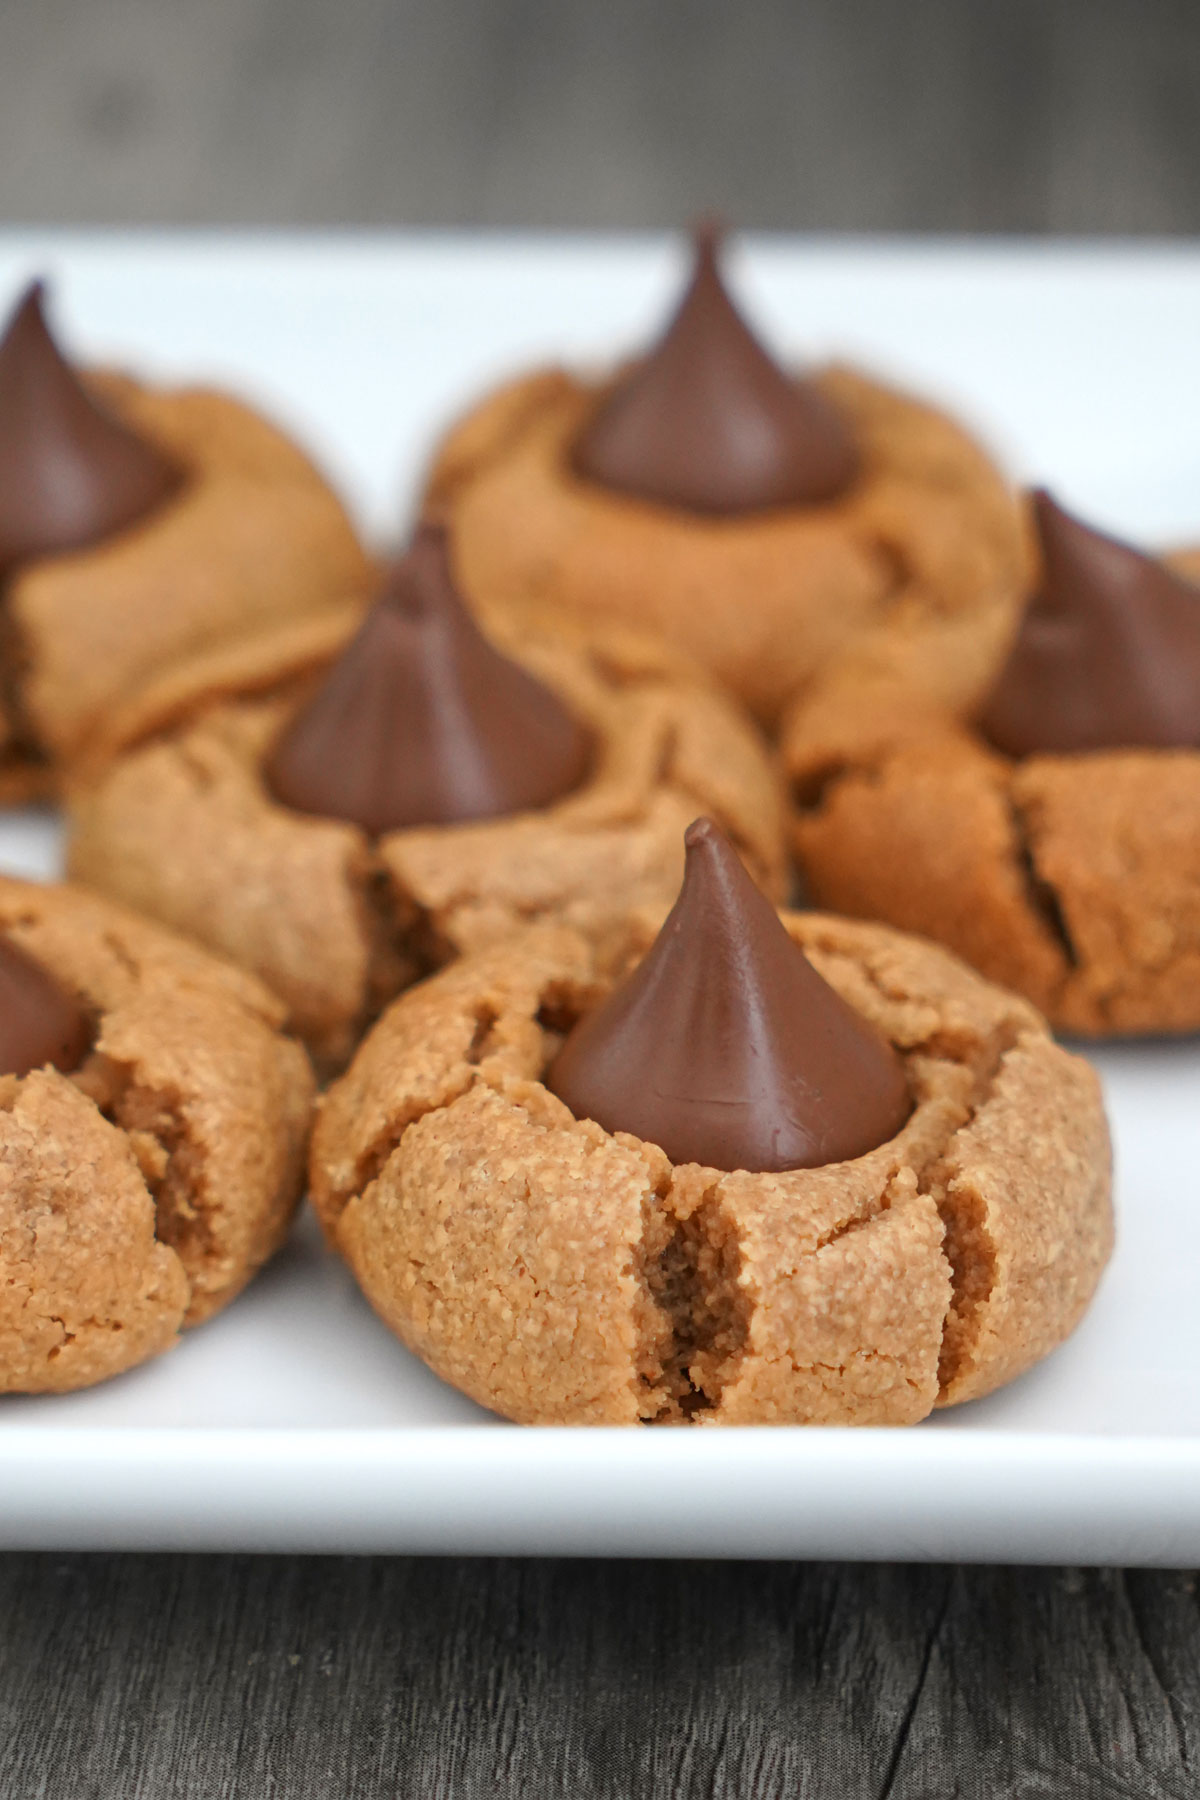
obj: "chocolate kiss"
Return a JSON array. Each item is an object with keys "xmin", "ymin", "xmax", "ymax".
[
  {"xmin": 0, "ymin": 937, "xmax": 91, "ymax": 1079},
  {"xmin": 0, "ymin": 281, "xmax": 182, "ymax": 572},
  {"xmin": 264, "ymin": 524, "xmax": 592, "ymax": 834},
  {"xmin": 546, "ymin": 818, "xmax": 910, "ymax": 1172},
  {"xmin": 572, "ymin": 223, "xmax": 859, "ymax": 515},
  {"xmin": 980, "ymin": 490, "xmax": 1200, "ymax": 756}
]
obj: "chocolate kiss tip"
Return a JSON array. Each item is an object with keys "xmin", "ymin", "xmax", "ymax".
[
  {"xmin": 0, "ymin": 279, "xmax": 183, "ymax": 571},
  {"xmin": 572, "ymin": 225, "xmax": 858, "ymax": 516},
  {"xmin": 979, "ymin": 488, "xmax": 1200, "ymax": 757},
  {"xmin": 689, "ymin": 215, "xmax": 725, "ymax": 255},
  {"xmin": 263, "ymin": 526, "xmax": 592, "ymax": 835},
  {"xmin": 0, "ymin": 937, "xmax": 91, "ymax": 1080},
  {"xmin": 546, "ymin": 818, "xmax": 910, "ymax": 1174},
  {"xmin": 1030, "ymin": 485, "xmax": 1057, "ymax": 524},
  {"xmin": 683, "ymin": 814, "xmax": 719, "ymax": 850},
  {"xmin": 380, "ymin": 519, "xmax": 455, "ymax": 617}
]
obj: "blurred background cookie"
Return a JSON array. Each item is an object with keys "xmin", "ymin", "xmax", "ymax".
[
  {"xmin": 0, "ymin": 876, "xmax": 313, "ymax": 1394},
  {"xmin": 789, "ymin": 491, "xmax": 1200, "ymax": 1034},
  {"xmin": 67, "ymin": 525, "xmax": 787, "ymax": 1071},
  {"xmin": 426, "ymin": 224, "xmax": 1025, "ymax": 726},
  {"xmin": 0, "ymin": 280, "xmax": 370, "ymax": 795}
]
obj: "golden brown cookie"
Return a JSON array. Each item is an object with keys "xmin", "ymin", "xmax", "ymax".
[
  {"xmin": 790, "ymin": 725, "xmax": 1200, "ymax": 1036},
  {"xmin": 0, "ymin": 877, "xmax": 314, "ymax": 1394},
  {"xmin": 425, "ymin": 363, "xmax": 1026, "ymax": 726},
  {"xmin": 310, "ymin": 911, "xmax": 1112, "ymax": 1426},
  {"xmin": 1, "ymin": 373, "xmax": 369, "ymax": 796},
  {"xmin": 784, "ymin": 525, "xmax": 1200, "ymax": 1037},
  {"xmin": 66, "ymin": 610, "xmax": 788, "ymax": 1073}
]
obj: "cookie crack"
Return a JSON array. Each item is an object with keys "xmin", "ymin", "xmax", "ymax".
[
  {"xmin": 464, "ymin": 1004, "xmax": 500, "ymax": 1066},
  {"xmin": 789, "ymin": 754, "xmax": 867, "ymax": 815},
  {"xmin": 790, "ymin": 1348, "xmax": 925, "ymax": 1393},
  {"xmin": 74, "ymin": 1056, "xmax": 215, "ymax": 1314},
  {"xmin": 932, "ymin": 1171, "xmax": 998, "ymax": 1398},
  {"xmin": 329, "ymin": 975, "xmax": 584, "ymax": 1241},
  {"xmin": 812, "ymin": 1177, "xmax": 903, "ymax": 1255},
  {"xmin": 348, "ymin": 856, "xmax": 449, "ymax": 1061},
  {"xmin": 45, "ymin": 1315, "xmax": 77, "ymax": 1358},
  {"xmin": 348, "ymin": 1079, "xmax": 477, "ymax": 1204},
  {"xmin": 809, "ymin": 940, "xmax": 919, "ymax": 1018},
  {"xmin": 101, "ymin": 929, "xmax": 141, "ymax": 984},
  {"xmin": 0, "ymin": 595, "xmax": 51, "ymax": 781},
  {"xmin": 638, "ymin": 1173, "xmax": 751, "ymax": 1424},
  {"xmin": 174, "ymin": 737, "xmax": 218, "ymax": 792},
  {"xmin": 581, "ymin": 653, "xmax": 677, "ymax": 703},
  {"xmin": 1005, "ymin": 785, "xmax": 1079, "ymax": 971},
  {"xmin": 914, "ymin": 1027, "xmax": 1024, "ymax": 1400},
  {"xmin": 651, "ymin": 719, "xmax": 679, "ymax": 793},
  {"xmin": 45, "ymin": 1313, "xmax": 128, "ymax": 1361},
  {"xmin": 863, "ymin": 523, "xmax": 916, "ymax": 607}
]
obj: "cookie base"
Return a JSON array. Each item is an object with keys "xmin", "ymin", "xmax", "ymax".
[
  {"xmin": 792, "ymin": 731, "xmax": 1200, "ymax": 1036},
  {"xmin": 68, "ymin": 615, "xmax": 788, "ymax": 1071},
  {"xmin": 311, "ymin": 913, "xmax": 1112, "ymax": 1426},
  {"xmin": 0, "ymin": 879, "xmax": 314, "ymax": 1394},
  {"xmin": 427, "ymin": 364, "xmax": 1026, "ymax": 725}
]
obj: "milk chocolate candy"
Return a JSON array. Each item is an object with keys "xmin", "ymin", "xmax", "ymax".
[
  {"xmin": 547, "ymin": 817, "xmax": 910, "ymax": 1171},
  {"xmin": 980, "ymin": 490, "xmax": 1200, "ymax": 756},
  {"xmin": 0, "ymin": 937, "xmax": 91, "ymax": 1078},
  {"xmin": 265, "ymin": 523, "xmax": 591, "ymax": 833},
  {"xmin": 573, "ymin": 223, "xmax": 858, "ymax": 515},
  {"xmin": 0, "ymin": 281, "xmax": 182, "ymax": 571}
]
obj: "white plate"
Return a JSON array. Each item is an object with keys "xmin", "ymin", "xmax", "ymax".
[{"xmin": 1, "ymin": 233, "xmax": 1199, "ymax": 1563}]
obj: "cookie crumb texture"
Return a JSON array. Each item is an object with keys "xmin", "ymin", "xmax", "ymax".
[
  {"xmin": 792, "ymin": 729, "xmax": 1200, "ymax": 1035},
  {"xmin": 0, "ymin": 373, "xmax": 368, "ymax": 797},
  {"xmin": 425, "ymin": 365, "xmax": 1025, "ymax": 725},
  {"xmin": 310, "ymin": 914, "xmax": 1112, "ymax": 1426},
  {"xmin": 67, "ymin": 617, "xmax": 787, "ymax": 1072},
  {"xmin": 0, "ymin": 879, "xmax": 313, "ymax": 1393}
]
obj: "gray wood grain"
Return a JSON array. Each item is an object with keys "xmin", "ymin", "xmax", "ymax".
[
  {"xmin": 2, "ymin": 1554, "xmax": 1199, "ymax": 1798},
  {"xmin": 0, "ymin": 0, "xmax": 1198, "ymax": 231}
]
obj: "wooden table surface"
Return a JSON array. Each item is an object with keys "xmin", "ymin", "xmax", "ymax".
[
  {"xmin": 1, "ymin": 0, "xmax": 1198, "ymax": 233},
  {"xmin": 2, "ymin": 2, "xmax": 1199, "ymax": 1794},
  {"xmin": 3, "ymin": 1555, "xmax": 1199, "ymax": 1796}
]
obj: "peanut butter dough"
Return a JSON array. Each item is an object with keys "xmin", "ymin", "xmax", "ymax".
[
  {"xmin": 0, "ymin": 373, "xmax": 369, "ymax": 796},
  {"xmin": 67, "ymin": 612, "xmax": 788, "ymax": 1072},
  {"xmin": 425, "ymin": 364, "xmax": 1026, "ymax": 725},
  {"xmin": 791, "ymin": 727, "xmax": 1200, "ymax": 1036},
  {"xmin": 0, "ymin": 877, "xmax": 314, "ymax": 1393},
  {"xmin": 310, "ymin": 912, "xmax": 1112, "ymax": 1426},
  {"xmin": 784, "ymin": 547, "xmax": 1200, "ymax": 1036}
]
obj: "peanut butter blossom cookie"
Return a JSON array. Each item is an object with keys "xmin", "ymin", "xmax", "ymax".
[
  {"xmin": 0, "ymin": 281, "xmax": 368, "ymax": 794},
  {"xmin": 425, "ymin": 224, "xmax": 1025, "ymax": 725},
  {"xmin": 789, "ymin": 490, "xmax": 1200, "ymax": 1035},
  {"xmin": 68, "ymin": 526, "xmax": 786, "ymax": 1071},
  {"xmin": 310, "ymin": 820, "xmax": 1111, "ymax": 1426},
  {"xmin": 0, "ymin": 876, "xmax": 313, "ymax": 1394}
]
